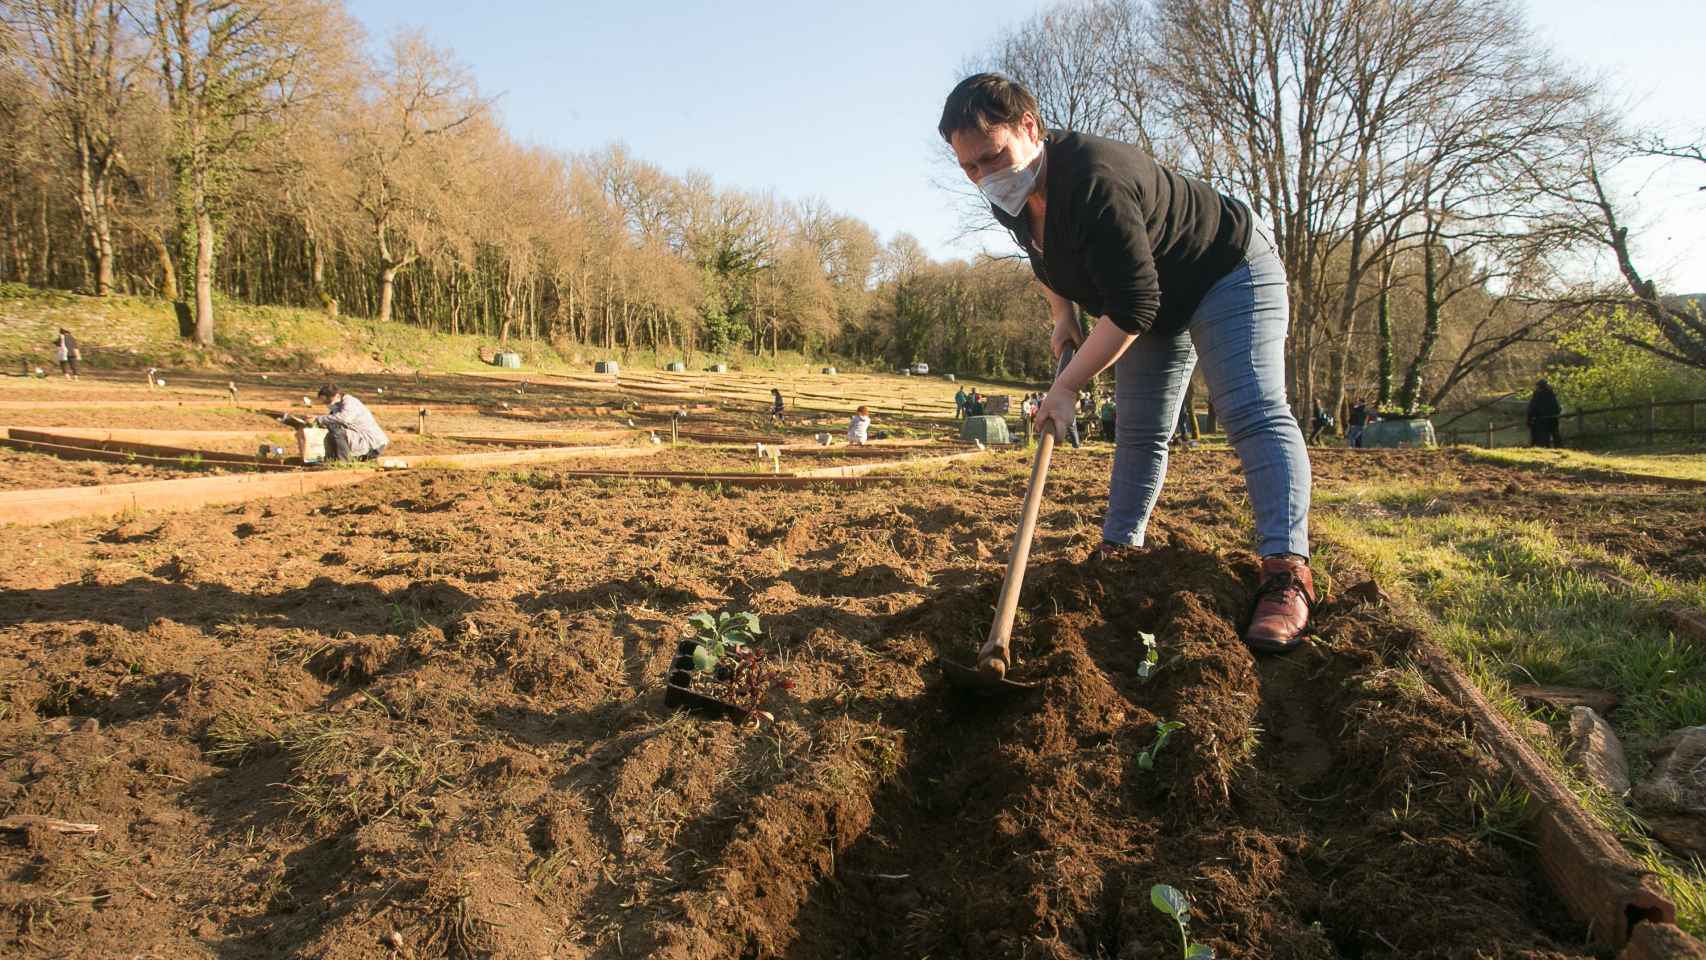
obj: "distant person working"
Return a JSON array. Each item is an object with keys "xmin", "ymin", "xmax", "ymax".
[
  {"xmin": 53, "ymin": 328, "xmax": 79, "ymax": 379},
  {"xmin": 769, "ymin": 388, "xmax": 786, "ymax": 427},
  {"xmin": 847, "ymin": 405, "xmax": 872, "ymax": 445},
  {"xmin": 308, "ymin": 383, "xmax": 389, "ymax": 461},
  {"xmin": 1527, "ymin": 379, "xmax": 1562, "ymax": 448}
]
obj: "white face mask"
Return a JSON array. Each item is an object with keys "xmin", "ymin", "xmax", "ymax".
[{"xmin": 977, "ymin": 135, "xmax": 1044, "ymax": 217}]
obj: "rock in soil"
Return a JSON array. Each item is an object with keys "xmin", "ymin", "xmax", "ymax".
[
  {"xmin": 1647, "ymin": 815, "xmax": 1706, "ymax": 861},
  {"xmin": 1566, "ymin": 706, "xmax": 1630, "ymax": 797},
  {"xmin": 1635, "ymin": 725, "xmax": 1706, "ymax": 815}
]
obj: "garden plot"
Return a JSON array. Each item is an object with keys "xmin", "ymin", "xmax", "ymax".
[
  {"xmin": 0, "ymin": 445, "xmax": 201, "ymax": 490},
  {"xmin": 0, "ymin": 449, "xmax": 1613, "ymax": 959}
]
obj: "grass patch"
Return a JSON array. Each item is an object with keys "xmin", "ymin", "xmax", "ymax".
[
  {"xmin": 1465, "ymin": 445, "xmax": 1706, "ymax": 484},
  {"xmin": 0, "ymin": 284, "xmax": 862, "ymax": 376},
  {"xmin": 1317, "ymin": 481, "xmax": 1706, "ymax": 930},
  {"xmin": 274, "ymin": 710, "xmax": 468, "ymax": 830},
  {"xmin": 1318, "ymin": 483, "xmax": 1706, "ymax": 741}
]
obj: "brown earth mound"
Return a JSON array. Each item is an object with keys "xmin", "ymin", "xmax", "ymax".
[{"xmin": 0, "ymin": 450, "xmax": 1589, "ymax": 958}]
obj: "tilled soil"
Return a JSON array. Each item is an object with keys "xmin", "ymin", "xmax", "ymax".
[
  {"xmin": 0, "ymin": 448, "xmax": 1592, "ymax": 958},
  {"xmin": 0, "ymin": 447, "xmax": 205, "ymax": 490}
]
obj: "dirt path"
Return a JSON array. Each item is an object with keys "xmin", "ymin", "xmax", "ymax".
[{"xmin": 0, "ymin": 449, "xmax": 1594, "ymax": 958}]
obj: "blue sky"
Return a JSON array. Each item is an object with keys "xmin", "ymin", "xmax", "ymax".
[{"xmin": 345, "ymin": 0, "xmax": 1706, "ymax": 291}]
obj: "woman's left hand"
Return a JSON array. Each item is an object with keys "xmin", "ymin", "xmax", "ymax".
[{"xmin": 1032, "ymin": 387, "xmax": 1077, "ymax": 441}]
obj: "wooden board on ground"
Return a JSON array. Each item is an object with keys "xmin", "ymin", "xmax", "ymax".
[
  {"xmin": 1420, "ymin": 640, "xmax": 1674, "ymax": 950},
  {"xmin": 5, "ymin": 428, "xmax": 290, "ymax": 469},
  {"xmin": 0, "ymin": 426, "xmax": 279, "ymax": 445},
  {"xmin": 387, "ymin": 445, "xmax": 664, "ymax": 470},
  {"xmin": 0, "ymin": 469, "xmax": 377, "ymax": 526},
  {"xmin": 0, "ymin": 437, "xmax": 297, "ymax": 473}
]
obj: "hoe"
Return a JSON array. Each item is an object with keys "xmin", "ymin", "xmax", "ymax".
[{"xmin": 942, "ymin": 347, "xmax": 1075, "ymax": 695}]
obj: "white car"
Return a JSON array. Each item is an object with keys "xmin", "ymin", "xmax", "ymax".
[{"xmin": 910, "ymin": 362, "xmax": 930, "ymax": 375}]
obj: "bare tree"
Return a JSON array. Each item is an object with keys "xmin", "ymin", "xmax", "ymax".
[
  {"xmin": 145, "ymin": 0, "xmax": 346, "ymax": 344},
  {"xmin": 349, "ymin": 30, "xmax": 485, "ymax": 325},
  {"xmin": 1579, "ymin": 138, "xmax": 1706, "ymax": 369},
  {"xmin": 7, "ymin": 0, "xmax": 142, "ymax": 294}
]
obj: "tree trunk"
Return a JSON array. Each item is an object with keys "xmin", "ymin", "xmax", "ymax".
[
  {"xmin": 75, "ymin": 142, "xmax": 116, "ymax": 296},
  {"xmin": 8, "ymin": 191, "xmax": 25, "ymax": 282},
  {"xmin": 378, "ymin": 263, "xmax": 398, "ymax": 324},
  {"xmin": 1398, "ymin": 228, "xmax": 1441, "ymax": 414},
  {"xmin": 152, "ymin": 233, "xmax": 179, "ymax": 300},
  {"xmin": 35, "ymin": 186, "xmax": 51, "ymax": 285},
  {"xmin": 1376, "ymin": 259, "xmax": 1394, "ymax": 407},
  {"xmin": 193, "ymin": 206, "xmax": 215, "ymax": 345},
  {"xmin": 309, "ymin": 237, "xmax": 337, "ymax": 315}
]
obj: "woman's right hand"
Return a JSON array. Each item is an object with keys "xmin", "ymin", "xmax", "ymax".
[{"xmin": 1051, "ymin": 311, "xmax": 1084, "ymax": 359}]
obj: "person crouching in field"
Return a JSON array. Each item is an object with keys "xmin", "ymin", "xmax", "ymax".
[
  {"xmin": 848, "ymin": 405, "xmax": 872, "ymax": 445},
  {"xmin": 940, "ymin": 72, "xmax": 1316, "ymax": 653},
  {"xmin": 315, "ymin": 383, "xmax": 389, "ymax": 462}
]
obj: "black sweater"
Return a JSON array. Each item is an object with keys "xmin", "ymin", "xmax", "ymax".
[{"xmin": 992, "ymin": 131, "xmax": 1252, "ymax": 337}]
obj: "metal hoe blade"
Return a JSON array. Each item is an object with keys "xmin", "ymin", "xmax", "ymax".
[{"xmin": 941, "ymin": 658, "xmax": 1040, "ymax": 694}]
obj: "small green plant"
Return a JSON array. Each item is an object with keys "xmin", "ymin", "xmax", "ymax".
[
  {"xmin": 1137, "ymin": 631, "xmax": 1159, "ymax": 681},
  {"xmin": 688, "ymin": 611, "xmax": 762, "ymax": 670},
  {"xmin": 687, "ymin": 611, "xmax": 792, "ymax": 720},
  {"xmin": 1150, "ymin": 884, "xmax": 1215, "ymax": 959},
  {"xmin": 1137, "ymin": 720, "xmax": 1185, "ymax": 771}
]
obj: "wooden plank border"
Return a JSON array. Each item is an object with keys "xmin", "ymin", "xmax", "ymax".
[{"xmin": 1418, "ymin": 640, "xmax": 1679, "ymax": 951}]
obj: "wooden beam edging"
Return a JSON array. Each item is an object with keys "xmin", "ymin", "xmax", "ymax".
[
  {"xmin": 1417, "ymin": 640, "xmax": 1679, "ymax": 951},
  {"xmin": 5, "ymin": 428, "xmax": 292, "ymax": 469},
  {"xmin": 0, "ymin": 398, "xmax": 243, "ymax": 410},
  {"xmin": 1, "ymin": 437, "xmax": 298, "ymax": 473},
  {"xmin": 0, "ymin": 426, "xmax": 282, "ymax": 444},
  {"xmin": 0, "ymin": 469, "xmax": 378, "ymax": 527},
  {"xmin": 792, "ymin": 449, "xmax": 991, "ymax": 479},
  {"xmin": 388, "ymin": 444, "xmax": 664, "ymax": 470},
  {"xmin": 548, "ymin": 471, "xmax": 877, "ymax": 488}
]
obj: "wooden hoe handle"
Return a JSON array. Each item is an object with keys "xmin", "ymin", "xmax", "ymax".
[
  {"xmin": 978, "ymin": 429, "xmax": 1055, "ymax": 678},
  {"xmin": 978, "ymin": 346, "xmax": 1074, "ymax": 678}
]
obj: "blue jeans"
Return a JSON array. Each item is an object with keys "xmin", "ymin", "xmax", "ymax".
[{"xmin": 1102, "ymin": 219, "xmax": 1311, "ymax": 558}]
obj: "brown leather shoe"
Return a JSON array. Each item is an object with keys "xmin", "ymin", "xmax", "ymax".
[{"xmin": 1244, "ymin": 554, "xmax": 1316, "ymax": 653}]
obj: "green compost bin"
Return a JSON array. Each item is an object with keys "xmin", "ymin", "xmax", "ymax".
[
  {"xmin": 1361, "ymin": 417, "xmax": 1436, "ymax": 448},
  {"xmin": 665, "ymin": 361, "xmax": 686, "ymax": 372},
  {"xmin": 960, "ymin": 415, "xmax": 1011, "ymax": 445},
  {"xmin": 495, "ymin": 352, "xmax": 522, "ymax": 368}
]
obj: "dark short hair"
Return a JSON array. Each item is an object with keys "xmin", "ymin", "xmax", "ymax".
[
  {"xmin": 938, "ymin": 73, "xmax": 1042, "ymax": 143},
  {"xmin": 316, "ymin": 383, "xmax": 339, "ymax": 399}
]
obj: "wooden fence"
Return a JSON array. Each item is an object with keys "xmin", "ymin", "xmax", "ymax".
[{"xmin": 1441, "ymin": 397, "xmax": 1706, "ymax": 448}]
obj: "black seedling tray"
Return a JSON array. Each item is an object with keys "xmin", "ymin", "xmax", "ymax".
[{"xmin": 663, "ymin": 639, "xmax": 748, "ymax": 721}]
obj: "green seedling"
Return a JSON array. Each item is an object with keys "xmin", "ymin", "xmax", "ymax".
[
  {"xmin": 688, "ymin": 611, "xmax": 762, "ymax": 672},
  {"xmin": 687, "ymin": 611, "xmax": 792, "ymax": 721},
  {"xmin": 1137, "ymin": 631, "xmax": 1159, "ymax": 681},
  {"xmin": 1137, "ymin": 720, "xmax": 1185, "ymax": 771},
  {"xmin": 1150, "ymin": 883, "xmax": 1215, "ymax": 959}
]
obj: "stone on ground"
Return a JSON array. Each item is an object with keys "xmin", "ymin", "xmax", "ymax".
[
  {"xmin": 1566, "ymin": 706, "xmax": 1629, "ymax": 797},
  {"xmin": 1635, "ymin": 725, "xmax": 1706, "ymax": 815}
]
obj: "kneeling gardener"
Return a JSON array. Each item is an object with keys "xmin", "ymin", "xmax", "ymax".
[
  {"xmin": 314, "ymin": 383, "xmax": 389, "ymax": 462},
  {"xmin": 940, "ymin": 73, "xmax": 1316, "ymax": 652}
]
